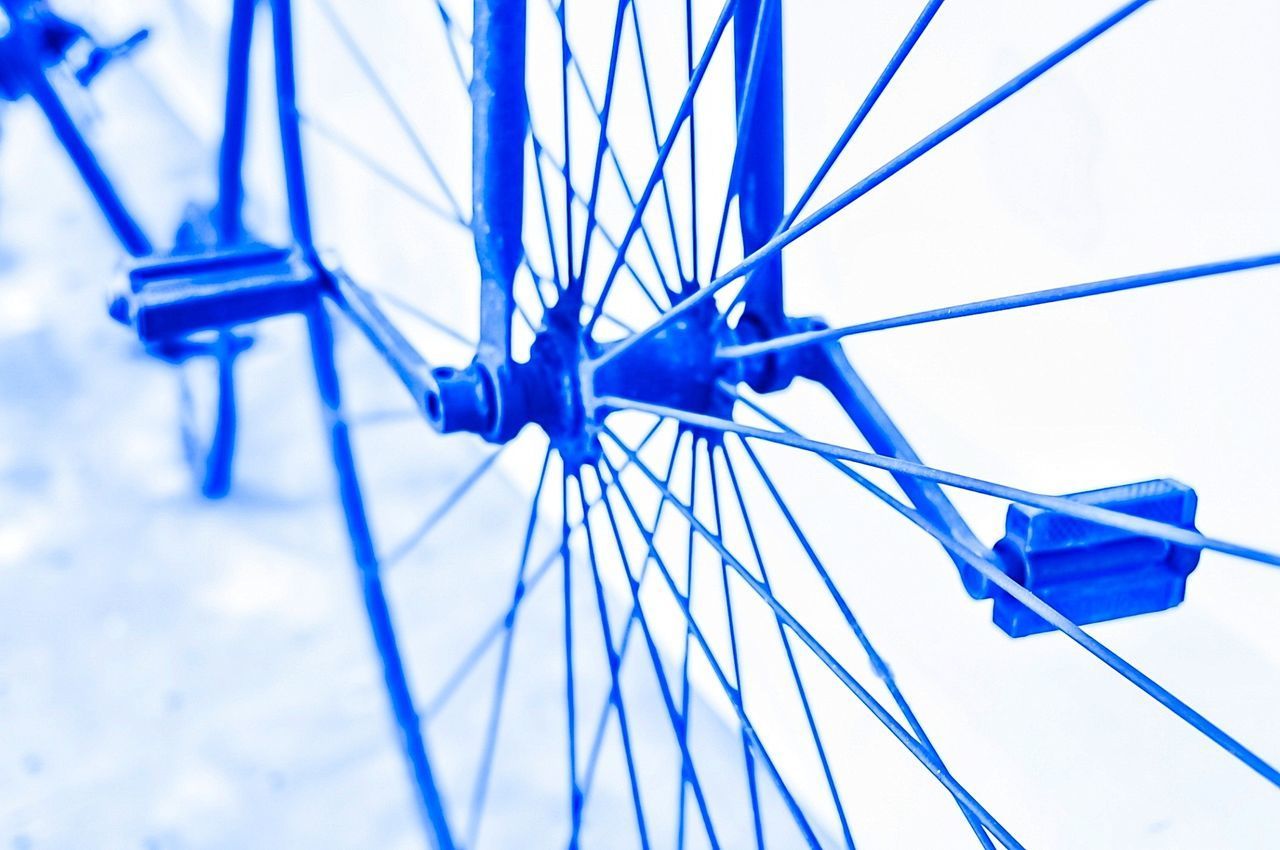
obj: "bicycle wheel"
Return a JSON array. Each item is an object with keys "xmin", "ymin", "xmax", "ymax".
[{"xmin": 264, "ymin": 0, "xmax": 1280, "ymax": 846}]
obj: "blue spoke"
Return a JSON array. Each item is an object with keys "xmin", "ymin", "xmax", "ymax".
[
  {"xmin": 716, "ymin": 445, "xmax": 850, "ymax": 849},
  {"xmin": 726, "ymin": 389, "xmax": 1280, "ymax": 790},
  {"xmin": 349, "ymin": 409, "xmax": 420, "ymax": 429},
  {"xmin": 593, "ymin": 0, "xmax": 1154, "ymax": 371},
  {"xmin": 421, "ymin": 422, "xmax": 666, "ymax": 721},
  {"xmin": 716, "ymin": 0, "xmax": 944, "ymax": 317},
  {"xmin": 314, "ymin": 0, "xmax": 467, "ymax": 223},
  {"xmin": 732, "ymin": 439, "xmax": 993, "ymax": 849},
  {"xmin": 786, "ymin": 0, "xmax": 944, "ymax": 231},
  {"xmin": 430, "ymin": 0, "xmax": 472, "ymax": 89},
  {"xmin": 536, "ymin": 143, "xmax": 669, "ymax": 313},
  {"xmin": 600, "ymin": 395, "xmax": 1280, "ymax": 570},
  {"xmin": 298, "ymin": 111, "xmax": 467, "ymax": 228},
  {"xmin": 370, "ymin": 287, "xmax": 475, "ymax": 348},
  {"xmin": 601, "ymin": 427, "xmax": 1024, "ymax": 849},
  {"xmin": 592, "ymin": 453, "xmax": 724, "ymax": 849},
  {"xmin": 599, "ymin": 445, "xmax": 841, "ymax": 850},
  {"xmin": 381, "ymin": 447, "xmax": 506, "ymax": 568},
  {"xmin": 719, "ymin": 251, "xmax": 1280, "ymax": 359},
  {"xmin": 581, "ymin": 429, "xmax": 687, "ymax": 798},
  {"xmin": 423, "ymin": 545, "xmax": 560, "ymax": 720},
  {"xmin": 575, "ymin": 0, "xmax": 633, "ymax": 290},
  {"xmin": 464, "ymin": 448, "xmax": 552, "ymax": 848},
  {"xmin": 627, "ymin": 0, "xmax": 692, "ymax": 294},
  {"xmin": 575, "ymin": 476, "xmax": 654, "ymax": 850},
  {"xmin": 533, "ymin": 134, "xmax": 568, "ymax": 293},
  {"xmin": 705, "ymin": 449, "xmax": 768, "ymax": 850},
  {"xmin": 547, "ymin": 0, "xmax": 682, "ymax": 303},
  {"xmin": 585, "ymin": 0, "xmax": 739, "ymax": 332},
  {"xmin": 676, "ymin": 435, "xmax": 701, "ymax": 850},
  {"xmin": 522, "ymin": 254, "xmax": 554, "ymax": 317},
  {"xmin": 563, "ymin": 464, "xmax": 584, "ymax": 847}
]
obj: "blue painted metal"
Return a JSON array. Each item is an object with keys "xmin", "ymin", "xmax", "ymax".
[
  {"xmin": 732, "ymin": 0, "xmax": 785, "ymax": 339},
  {"xmin": 601, "ymin": 433, "xmax": 1021, "ymax": 849},
  {"xmin": 720, "ymin": 251, "xmax": 1280, "ymax": 360},
  {"xmin": 0, "ymin": 1, "xmax": 152, "ymax": 256},
  {"xmin": 753, "ymin": 407, "xmax": 1280, "ymax": 789},
  {"xmin": 258, "ymin": 3, "xmax": 457, "ymax": 844},
  {"xmin": 114, "ymin": 246, "xmax": 318, "ymax": 341},
  {"xmin": 269, "ymin": 0, "xmax": 314, "ymax": 255},
  {"xmin": 807, "ymin": 338, "xmax": 992, "ymax": 597},
  {"xmin": 73, "ymin": 27, "xmax": 149, "ymax": 87},
  {"xmin": 467, "ymin": 0, "xmax": 528, "ymax": 440},
  {"xmin": 992, "ymin": 479, "xmax": 1201, "ymax": 637},
  {"xmin": 216, "ymin": 0, "xmax": 258, "ymax": 245},
  {"xmin": 11, "ymin": 0, "xmax": 1274, "ymax": 840},
  {"xmin": 593, "ymin": 0, "xmax": 1156, "ymax": 374}
]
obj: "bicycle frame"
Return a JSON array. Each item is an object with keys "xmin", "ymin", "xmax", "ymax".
[{"xmin": 9, "ymin": 1, "xmax": 1218, "ymax": 846}]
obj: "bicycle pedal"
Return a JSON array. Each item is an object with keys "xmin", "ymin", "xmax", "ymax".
[
  {"xmin": 990, "ymin": 479, "xmax": 1200, "ymax": 637},
  {"xmin": 111, "ymin": 245, "xmax": 320, "ymax": 342}
]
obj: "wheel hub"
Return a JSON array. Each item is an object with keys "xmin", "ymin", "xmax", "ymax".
[{"xmin": 428, "ymin": 298, "xmax": 745, "ymax": 457}]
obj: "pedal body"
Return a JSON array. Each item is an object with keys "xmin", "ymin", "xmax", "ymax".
[
  {"xmin": 112, "ymin": 245, "xmax": 319, "ymax": 342},
  {"xmin": 991, "ymin": 479, "xmax": 1200, "ymax": 637}
]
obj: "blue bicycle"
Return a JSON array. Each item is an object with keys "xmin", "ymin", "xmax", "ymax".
[{"xmin": 3, "ymin": 0, "xmax": 1279, "ymax": 846}]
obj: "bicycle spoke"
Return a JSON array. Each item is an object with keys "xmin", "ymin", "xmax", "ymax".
[
  {"xmin": 591, "ymin": 458, "xmax": 726, "ymax": 847},
  {"xmin": 601, "ymin": 427, "xmax": 1024, "ymax": 849},
  {"xmin": 574, "ymin": 0, "xmax": 632, "ymax": 292},
  {"xmin": 348, "ymin": 408, "xmax": 421, "ymax": 429},
  {"xmin": 719, "ymin": 251, "xmax": 1280, "ymax": 359},
  {"xmin": 730, "ymin": 439, "xmax": 993, "ymax": 849},
  {"xmin": 313, "ymin": 0, "xmax": 467, "ymax": 223},
  {"xmin": 676, "ymin": 435, "xmax": 701, "ymax": 849},
  {"xmin": 381, "ymin": 447, "xmax": 506, "ymax": 568},
  {"xmin": 541, "ymin": 0, "xmax": 683, "ymax": 303},
  {"xmin": 600, "ymin": 395, "xmax": 1280, "ymax": 570},
  {"xmin": 557, "ymin": 1, "xmax": 578, "ymax": 297},
  {"xmin": 727, "ymin": 389, "xmax": 1280, "ymax": 791},
  {"xmin": 716, "ymin": 0, "xmax": 945, "ymax": 317},
  {"xmin": 580, "ymin": 429, "xmax": 687, "ymax": 799},
  {"xmin": 430, "ymin": 0, "xmax": 472, "ymax": 89},
  {"xmin": 464, "ymin": 448, "xmax": 552, "ymax": 848},
  {"xmin": 563, "ymin": 462, "xmax": 585, "ymax": 846},
  {"xmin": 593, "ymin": 0, "xmax": 1154, "ymax": 371},
  {"xmin": 535, "ymin": 143, "xmax": 668, "ymax": 314},
  {"xmin": 592, "ymin": 452, "xmax": 724, "ymax": 849},
  {"xmin": 533, "ymin": 135, "xmax": 568, "ymax": 291},
  {"xmin": 628, "ymin": 0, "xmax": 693, "ymax": 293},
  {"xmin": 585, "ymin": 0, "xmax": 739, "ymax": 331},
  {"xmin": 371, "ymin": 288, "xmax": 475, "ymax": 348},
  {"xmin": 298, "ymin": 111, "xmax": 467, "ymax": 229},
  {"xmin": 786, "ymin": 0, "xmax": 945, "ymax": 231},
  {"xmin": 600, "ymin": 445, "xmax": 843, "ymax": 850},
  {"xmin": 422, "ymin": 423, "xmax": 666, "ymax": 720},
  {"xmin": 575, "ymin": 475, "xmax": 654, "ymax": 850},
  {"xmin": 705, "ymin": 448, "xmax": 768, "ymax": 850}
]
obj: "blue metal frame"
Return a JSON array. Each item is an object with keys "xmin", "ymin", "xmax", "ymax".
[
  {"xmin": 0, "ymin": 0, "xmax": 152, "ymax": 255},
  {"xmin": 8, "ymin": 0, "xmax": 1280, "ymax": 845}
]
